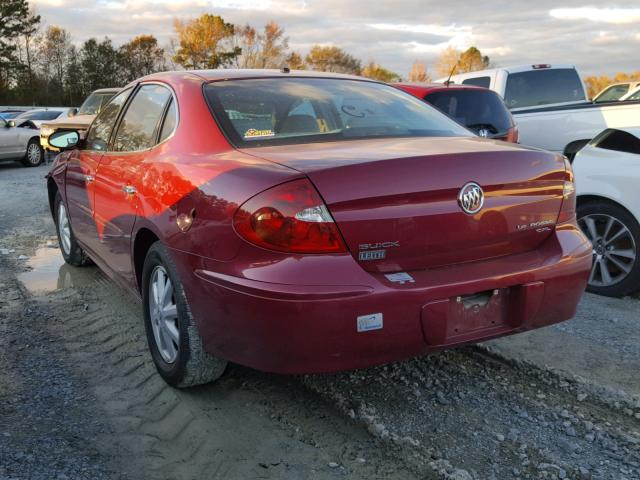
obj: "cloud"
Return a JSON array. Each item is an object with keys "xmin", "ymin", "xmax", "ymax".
[
  {"xmin": 29, "ymin": 0, "xmax": 640, "ymax": 78},
  {"xmin": 549, "ymin": 7, "xmax": 640, "ymax": 24}
]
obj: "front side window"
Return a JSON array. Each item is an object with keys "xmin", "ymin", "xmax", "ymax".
[
  {"xmin": 204, "ymin": 78, "xmax": 470, "ymax": 147},
  {"xmin": 594, "ymin": 85, "xmax": 629, "ymax": 103},
  {"xmin": 504, "ymin": 69, "xmax": 585, "ymax": 109},
  {"xmin": 112, "ymin": 84, "xmax": 172, "ymax": 152},
  {"xmin": 85, "ymin": 88, "xmax": 132, "ymax": 151}
]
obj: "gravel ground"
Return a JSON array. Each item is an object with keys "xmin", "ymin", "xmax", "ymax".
[{"xmin": 1, "ymin": 160, "xmax": 639, "ymax": 479}]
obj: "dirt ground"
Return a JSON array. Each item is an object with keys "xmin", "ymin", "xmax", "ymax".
[{"xmin": 1, "ymin": 161, "xmax": 639, "ymax": 480}]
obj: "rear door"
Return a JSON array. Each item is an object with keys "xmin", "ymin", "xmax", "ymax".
[
  {"xmin": 92, "ymin": 83, "xmax": 175, "ymax": 287},
  {"xmin": 65, "ymin": 88, "xmax": 132, "ymax": 255}
]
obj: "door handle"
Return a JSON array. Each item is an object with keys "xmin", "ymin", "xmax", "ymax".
[
  {"xmin": 84, "ymin": 174, "xmax": 94, "ymax": 183},
  {"xmin": 122, "ymin": 185, "xmax": 137, "ymax": 195}
]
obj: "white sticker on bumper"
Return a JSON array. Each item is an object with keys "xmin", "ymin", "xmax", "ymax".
[{"xmin": 357, "ymin": 313, "xmax": 383, "ymax": 332}]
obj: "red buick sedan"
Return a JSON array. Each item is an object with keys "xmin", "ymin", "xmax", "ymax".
[{"xmin": 46, "ymin": 70, "xmax": 592, "ymax": 388}]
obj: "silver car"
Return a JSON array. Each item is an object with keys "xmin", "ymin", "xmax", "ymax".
[{"xmin": 0, "ymin": 117, "xmax": 44, "ymax": 167}]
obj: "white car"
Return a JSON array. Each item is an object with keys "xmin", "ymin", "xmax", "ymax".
[
  {"xmin": 0, "ymin": 116, "xmax": 45, "ymax": 166},
  {"xmin": 620, "ymin": 86, "xmax": 640, "ymax": 102},
  {"xmin": 594, "ymin": 82, "xmax": 640, "ymax": 103},
  {"xmin": 440, "ymin": 65, "xmax": 640, "ymax": 159},
  {"xmin": 14, "ymin": 108, "xmax": 70, "ymax": 128},
  {"xmin": 573, "ymin": 127, "xmax": 640, "ymax": 296}
]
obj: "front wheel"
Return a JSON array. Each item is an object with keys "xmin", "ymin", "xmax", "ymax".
[
  {"xmin": 54, "ymin": 192, "xmax": 91, "ymax": 267},
  {"xmin": 577, "ymin": 201, "xmax": 640, "ymax": 297},
  {"xmin": 142, "ymin": 242, "xmax": 227, "ymax": 388},
  {"xmin": 22, "ymin": 138, "xmax": 44, "ymax": 167}
]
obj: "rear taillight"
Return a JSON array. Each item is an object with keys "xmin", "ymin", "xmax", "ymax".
[
  {"xmin": 557, "ymin": 156, "xmax": 576, "ymax": 224},
  {"xmin": 233, "ymin": 179, "xmax": 347, "ymax": 254},
  {"xmin": 506, "ymin": 125, "xmax": 519, "ymax": 143}
]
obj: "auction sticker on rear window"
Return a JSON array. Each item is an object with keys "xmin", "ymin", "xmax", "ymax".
[{"xmin": 244, "ymin": 128, "xmax": 274, "ymax": 139}]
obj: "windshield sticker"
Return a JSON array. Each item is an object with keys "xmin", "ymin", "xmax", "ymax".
[{"xmin": 244, "ymin": 128, "xmax": 275, "ymax": 139}]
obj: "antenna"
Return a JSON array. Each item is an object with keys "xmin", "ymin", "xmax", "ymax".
[{"xmin": 445, "ymin": 63, "xmax": 458, "ymax": 86}]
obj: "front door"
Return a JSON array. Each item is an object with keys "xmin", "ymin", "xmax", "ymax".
[
  {"xmin": 64, "ymin": 88, "xmax": 133, "ymax": 257},
  {"xmin": 92, "ymin": 83, "xmax": 173, "ymax": 289}
]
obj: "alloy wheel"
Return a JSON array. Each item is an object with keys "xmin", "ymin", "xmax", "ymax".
[
  {"xmin": 149, "ymin": 265, "xmax": 180, "ymax": 363},
  {"xmin": 58, "ymin": 202, "xmax": 72, "ymax": 255},
  {"xmin": 27, "ymin": 143, "xmax": 41, "ymax": 165},
  {"xmin": 578, "ymin": 213, "xmax": 637, "ymax": 287}
]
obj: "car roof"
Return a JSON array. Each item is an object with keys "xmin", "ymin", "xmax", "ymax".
[
  {"xmin": 141, "ymin": 69, "xmax": 377, "ymax": 84},
  {"xmin": 92, "ymin": 88, "xmax": 121, "ymax": 94}
]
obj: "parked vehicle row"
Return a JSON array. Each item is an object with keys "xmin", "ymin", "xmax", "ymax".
[
  {"xmin": 46, "ymin": 69, "xmax": 591, "ymax": 388},
  {"xmin": 440, "ymin": 64, "xmax": 640, "ymax": 159}
]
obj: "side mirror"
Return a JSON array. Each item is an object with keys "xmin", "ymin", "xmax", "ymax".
[
  {"xmin": 68, "ymin": 108, "xmax": 78, "ymax": 117},
  {"xmin": 49, "ymin": 130, "xmax": 80, "ymax": 150},
  {"xmin": 6, "ymin": 120, "xmax": 15, "ymax": 128}
]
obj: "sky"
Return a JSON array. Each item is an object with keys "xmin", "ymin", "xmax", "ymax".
[{"xmin": 31, "ymin": 0, "xmax": 640, "ymax": 78}]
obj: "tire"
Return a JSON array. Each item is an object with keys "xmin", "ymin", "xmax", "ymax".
[
  {"xmin": 54, "ymin": 192, "xmax": 92, "ymax": 267},
  {"xmin": 22, "ymin": 138, "xmax": 44, "ymax": 167},
  {"xmin": 577, "ymin": 201, "xmax": 640, "ymax": 297},
  {"xmin": 142, "ymin": 241, "xmax": 227, "ymax": 388}
]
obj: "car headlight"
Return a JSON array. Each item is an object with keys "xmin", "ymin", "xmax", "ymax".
[{"xmin": 40, "ymin": 127, "xmax": 55, "ymax": 137}]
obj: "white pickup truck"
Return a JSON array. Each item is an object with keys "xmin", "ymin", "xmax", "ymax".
[{"xmin": 440, "ymin": 64, "xmax": 640, "ymax": 157}]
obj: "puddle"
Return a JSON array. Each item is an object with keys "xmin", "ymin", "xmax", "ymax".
[{"xmin": 18, "ymin": 246, "xmax": 98, "ymax": 294}]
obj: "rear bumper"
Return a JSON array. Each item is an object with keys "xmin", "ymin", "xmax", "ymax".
[{"xmin": 173, "ymin": 224, "xmax": 592, "ymax": 374}]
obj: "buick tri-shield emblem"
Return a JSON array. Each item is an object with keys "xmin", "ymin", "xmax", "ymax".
[{"xmin": 458, "ymin": 182, "xmax": 484, "ymax": 214}]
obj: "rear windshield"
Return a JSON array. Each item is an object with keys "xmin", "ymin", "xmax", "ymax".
[
  {"xmin": 16, "ymin": 110, "xmax": 62, "ymax": 121},
  {"xmin": 504, "ymin": 68, "xmax": 585, "ymax": 109},
  {"xmin": 204, "ymin": 78, "xmax": 470, "ymax": 147},
  {"xmin": 424, "ymin": 89, "xmax": 513, "ymax": 134}
]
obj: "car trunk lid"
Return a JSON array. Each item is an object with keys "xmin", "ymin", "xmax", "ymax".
[{"xmin": 240, "ymin": 137, "xmax": 566, "ymax": 273}]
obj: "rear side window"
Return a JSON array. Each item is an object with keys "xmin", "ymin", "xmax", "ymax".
[
  {"xmin": 204, "ymin": 78, "xmax": 470, "ymax": 147},
  {"xmin": 112, "ymin": 84, "xmax": 172, "ymax": 152},
  {"xmin": 591, "ymin": 129, "xmax": 640, "ymax": 155},
  {"xmin": 504, "ymin": 69, "xmax": 585, "ymax": 109},
  {"xmin": 462, "ymin": 77, "xmax": 490, "ymax": 88},
  {"xmin": 425, "ymin": 89, "xmax": 513, "ymax": 134},
  {"xmin": 85, "ymin": 88, "xmax": 132, "ymax": 151},
  {"xmin": 159, "ymin": 99, "xmax": 177, "ymax": 143}
]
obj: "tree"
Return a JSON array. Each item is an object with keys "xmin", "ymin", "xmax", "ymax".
[
  {"xmin": 0, "ymin": 0, "xmax": 40, "ymax": 97},
  {"xmin": 80, "ymin": 37, "xmax": 122, "ymax": 92},
  {"xmin": 305, "ymin": 45, "xmax": 361, "ymax": 74},
  {"xmin": 457, "ymin": 47, "xmax": 490, "ymax": 73},
  {"xmin": 435, "ymin": 46, "xmax": 461, "ymax": 78},
  {"xmin": 173, "ymin": 14, "xmax": 239, "ymax": 69},
  {"xmin": 285, "ymin": 51, "xmax": 305, "ymax": 70},
  {"xmin": 40, "ymin": 26, "xmax": 72, "ymax": 103},
  {"xmin": 361, "ymin": 61, "xmax": 400, "ymax": 82},
  {"xmin": 119, "ymin": 35, "xmax": 165, "ymax": 82},
  {"xmin": 234, "ymin": 21, "xmax": 289, "ymax": 69},
  {"xmin": 435, "ymin": 46, "xmax": 490, "ymax": 78},
  {"xmin": 408, "ymin": 61, "xmax": 431, "ymax": 82}
]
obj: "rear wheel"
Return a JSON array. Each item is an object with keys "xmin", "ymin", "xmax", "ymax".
[
  {"xmin": 142, "ymin": 242, "xmax": 227, "ymax": 388},
  {"xmin": 54, "ymin": 192, "xmax": 91, "ymax": 267},
  {"xmin": 22, "ymin": 138, "xmax": 43, "ymax": 167},
  {"xmin": 577, "ymin": 201, "xmax": 640, "ymax": 297}
]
